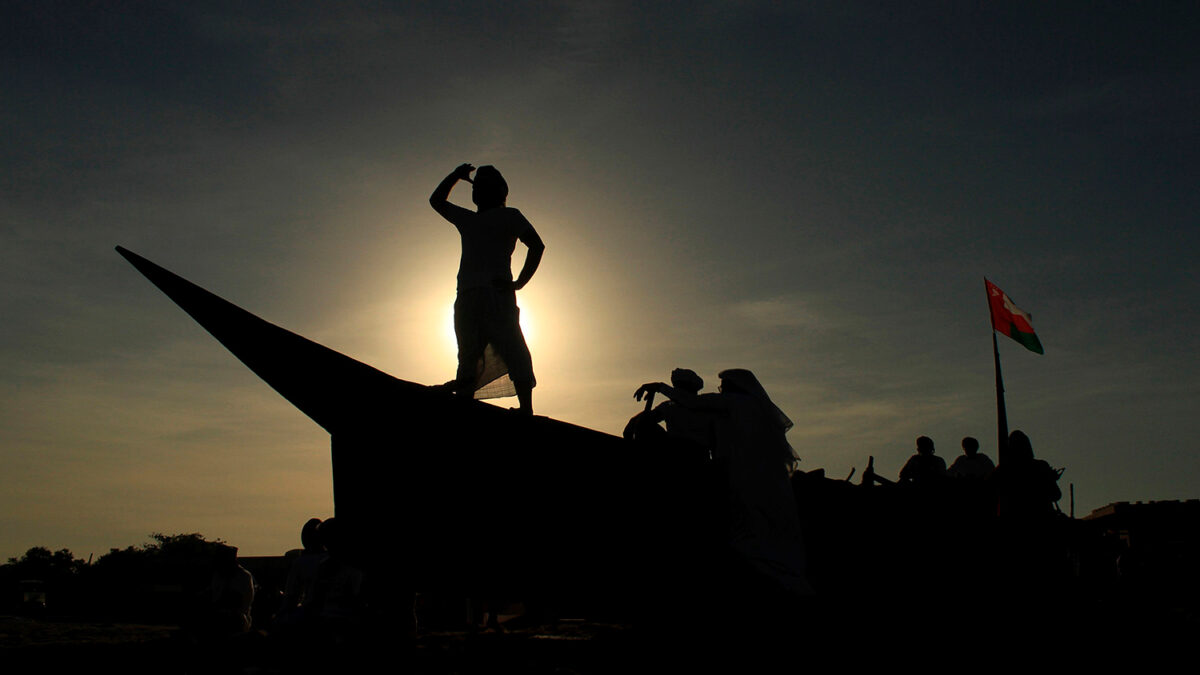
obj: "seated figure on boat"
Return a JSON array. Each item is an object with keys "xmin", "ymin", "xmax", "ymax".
[
  {"xmin": 991, "ymin": 430, "xmax": 1061, "ymax": 520},
  {"xmin": 990, "ymin": 430, "xmax": 1067, "ymax": 592},
  {"xmin": 947, "ymin": 436, "xmax": 995, "ymax": 480},
  {"xmin": 633, "ymin": 369, "xmax": 812, "ymax": 596},
  {"xmin": 898, "ymin": 436, "xmax": 947, "ymax": 485},
  {"xmin": 624, "ymin": 368, "xmax": 715, "ymax": 459}
]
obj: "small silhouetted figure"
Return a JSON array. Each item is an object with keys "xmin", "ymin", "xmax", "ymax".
[
  {"xmin": 947, "ymin": 436, "xmax": 995, "ymax": 480},
  {"xmin": 624, "ymin": 368, "xmax": 715, "ymax": 458},
  {"xmin": 898, "ymin": 436, "xmax": 947, "ymax": 485},
  {"xmin": 430, "ymin": 163, "xmax": 544, "ymax": 415},
  {"xmin": 310, "ymin": 518, "xmax": 365, "ymax": 630},
  {"xmin": 276, "ymin": 517, "xmax": 326, "ymax": 630},
  {"xmin": 200, "ymin": 544, "xmax": 255, "ymax": 636},
  {"xmin": 990, "ymin": 430, "xmax": 1061, "ymax": 520}
]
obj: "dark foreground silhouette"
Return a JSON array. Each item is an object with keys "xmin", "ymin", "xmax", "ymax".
[
  {"xmin": 114, "ymin": 246, "xmax": 717, "ymax": 641},
  {"xmin": 110, "ymin": 247, "xmax": 1198, "ymax": 665}
]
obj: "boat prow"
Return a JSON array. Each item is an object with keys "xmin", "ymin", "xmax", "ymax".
[{"xmin": 116, "ymin": 247, "xmax": 696, "ymax": 601}]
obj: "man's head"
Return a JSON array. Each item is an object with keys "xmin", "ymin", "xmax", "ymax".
[
  {"xmin": 472, "ymin": 165, "xmax": 508, "ymax": 210},
  {"xmin": 961, "ymin": 436, "xmax": 979, "ymax": 456},
  {"xmin": 916, "ymin": 436, "xmax": 935, "ymax": 455},
  {"xmin": 317, "ymin": 516, "xmax": 343, "ymax": 555},
  {"xmin": 670, "ymin": 368, "xmax": 703, "ymax": 394},
  {"xmin": 300, "ymin": 517, "xmax": 323, "ymax": 551}
]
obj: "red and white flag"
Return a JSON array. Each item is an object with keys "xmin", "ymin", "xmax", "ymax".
[{"xmin": 985, "ymin": 279, "xmax": 1044, "ymax": 354}]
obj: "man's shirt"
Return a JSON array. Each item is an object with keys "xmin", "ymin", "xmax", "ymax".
[{"xmin": 435, "ymin": 202, "xmax": 535, "ymax": 290}]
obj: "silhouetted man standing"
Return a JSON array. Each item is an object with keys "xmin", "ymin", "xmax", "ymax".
[{"xmin": 430, "ymin": 163, "xmax": 544, "ymax": 414}]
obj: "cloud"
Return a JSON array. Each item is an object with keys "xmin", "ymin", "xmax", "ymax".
[{"xmin": 730, "ymin": 295, "xmax": 829, "ymax": 330}]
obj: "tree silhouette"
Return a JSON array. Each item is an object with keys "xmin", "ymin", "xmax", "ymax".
[{"xmin": 1, "ymin": 547, "xmax": 86, "ymax": 613}]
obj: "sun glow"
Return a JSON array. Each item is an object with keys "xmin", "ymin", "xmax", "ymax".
[
  {"xmin": 380, "ymin": 184, "xmax": 630, "ymax": 417},
  {"xmin": 518, "ymin": 301, "xmax": 539, "ymax": 347},
  {"xmin": 441, "ymin": 303, "xmax": 456, "ymax": 355},
  {"xmin": 437, "ymin": 298, "xmax": 542, "ymax": 363}
]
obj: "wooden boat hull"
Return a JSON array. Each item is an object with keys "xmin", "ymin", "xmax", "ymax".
[{"xmin": 116, "ymin": 247, "xmax": 711, "ymax": 611}]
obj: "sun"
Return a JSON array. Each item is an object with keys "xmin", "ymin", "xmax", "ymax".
[
  {"xmin": 518, "ymin": 302, "xmax": 538, "ymax": 346},
  {"xmin": 440, "ymin": 299, "xmax": 540, "ymax": 357},
  {"xmin": 441, "ymin": 303, "xmax": 457, "ymax": 355}
]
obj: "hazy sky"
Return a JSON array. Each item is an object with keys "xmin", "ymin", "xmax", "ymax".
[{"xmin": 4, "ymin": 1, "xmax": 1197, "ymax": 560}]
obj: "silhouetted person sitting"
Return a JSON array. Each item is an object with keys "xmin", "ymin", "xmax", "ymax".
[
  {"xmin": 990, "ymin": 430, "xmax": 1061, "ymax": 520},
  {"xmin": 947, "ymin": 436, "xmax": 995, "ymax": 480},
  {"xmin": 989, "ymin": 431, "xmax": 1067, "ymax": 600},
  {"xmin": 635, "ymin": 369, "xmax": 811, "ymax": 597},
  {"xmin": 624, "ymin": 368, "xmax": 715, "ymax": 458},
  {"xmin": 898, "ymin": 436, "xmax": 947, "ymax": 485},
  {"xmin": 430, "ymin": 163, "xmax": 544, "ymax": 415}
]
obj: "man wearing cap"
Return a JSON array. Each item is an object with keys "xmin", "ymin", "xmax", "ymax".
[{"xmin": 624, "ymin": 368, "xmax": 715, "ymax": 458}]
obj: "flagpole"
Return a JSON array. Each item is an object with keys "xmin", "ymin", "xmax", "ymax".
[
  {"xmin": 993, "ymin": 330, "xmax": 1009, "ymax": 464},
  {"xmin": 987, "ymin": 278, "xmax": 1010, "ymax": 464}
]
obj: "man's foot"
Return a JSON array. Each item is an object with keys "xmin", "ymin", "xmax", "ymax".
[{"xmin": 515, "ymin": 387, "xmax": 533, "ymax": 416}]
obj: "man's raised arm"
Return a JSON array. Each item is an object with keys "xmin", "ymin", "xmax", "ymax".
[{"xmin": 430, "ymin": 163, "xmax": 475, "ymax": 221}]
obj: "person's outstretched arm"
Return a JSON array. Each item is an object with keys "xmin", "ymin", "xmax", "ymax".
[
  {"xmin": 634, "ymin": 383, "xmax": 727, "ymax": 412},
  {"xmin": 513, "ymin": 225, "xmax": 545, "ymax": 291},
  {"xmin": 634, "ymin": 382, "xmax": 702, "ymax": 407},
  {"xmin": 430, "ymin": 163, "xmax": 475, "ymax": 221}
]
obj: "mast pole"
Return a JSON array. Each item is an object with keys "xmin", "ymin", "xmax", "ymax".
[
  {"xmin": 987, "ymin": 279, "xmax": 1010, "ymax": 464},
  {"xmin": 993, "ymin": 330, "xmax": 1009, "ymax": 464}
]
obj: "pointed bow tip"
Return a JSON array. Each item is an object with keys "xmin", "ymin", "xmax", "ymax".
[{"xmin": 116, "ymin": 246, "xmax": 157, "ymax": 274}]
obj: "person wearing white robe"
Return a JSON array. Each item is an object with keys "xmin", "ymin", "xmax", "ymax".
[{"xmin": 636, "ymin": 369, "xmax": 812, "ymax": 596}]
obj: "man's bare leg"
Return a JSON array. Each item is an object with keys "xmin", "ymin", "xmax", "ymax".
[{"xmin": 515, "ymin": 384, "xmax": 533, "ymax": 416}]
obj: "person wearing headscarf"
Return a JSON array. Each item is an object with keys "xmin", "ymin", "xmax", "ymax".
[
  {"xmin": 635, "ymin": 369, "xmax": 812, "ymax": 596},
  {"xmin": 990, "ymin": 430, "xmax": 1061, "ymax": 520}
]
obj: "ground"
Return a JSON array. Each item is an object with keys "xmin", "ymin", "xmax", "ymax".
[{"xmin": 0, "ymin": 614, "xmax": 638, "ymax": 673}]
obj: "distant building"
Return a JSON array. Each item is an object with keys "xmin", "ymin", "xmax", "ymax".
[
  {"xmin": 1084, "ymin": 500, "xmax": 1200, "ymax": 610},
  {"xmin": 1085, "ymin": 499, "xmax": 1200, "ymax": 552}
]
